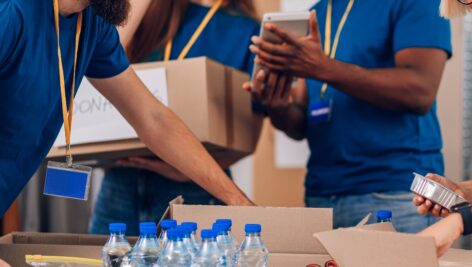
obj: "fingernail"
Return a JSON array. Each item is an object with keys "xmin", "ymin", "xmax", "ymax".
[
  {"xmin": 251, "ymin": 36, "xmax": 261, "ymax": 44},
  {"xmin": 249, "ymin": 45, "xmax": 257, "ymax": 52}
]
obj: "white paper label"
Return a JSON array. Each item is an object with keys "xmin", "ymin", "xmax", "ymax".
[{"xmin": 54, "ymin": 67, "xmax": 168, "ymax": 147}]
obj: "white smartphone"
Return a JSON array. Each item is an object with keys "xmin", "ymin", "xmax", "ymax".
[{"xmin": 252, "ymin": 11, "xmax": 311, "ymax": 82}]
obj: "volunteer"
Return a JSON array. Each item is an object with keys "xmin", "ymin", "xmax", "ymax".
[
  {"xmin": 413, "ymin": 0, "xmax": 472, "ymax": 257},
  {"xmin": 245, "ymin": 0, "xmax": 451, "ymax": 233},
  {"xmin": 90, "ymin": 0, "xmax": 260, "ymax": 235},
  {"xmin": 0, "ymin": 0, "xmax": 254, "ymax": 223}
]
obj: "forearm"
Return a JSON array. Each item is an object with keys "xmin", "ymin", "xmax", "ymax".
[
  {"xmin": 267, "ymin": 103, "xmax": 307, "ymax": 140},
  {"xmin": 138, "ymin": 104, "xmax": 252, "ymax": 206},
  {"xmin": 316, "ymin": 59, "xmax": 438, "ymax": 115}
]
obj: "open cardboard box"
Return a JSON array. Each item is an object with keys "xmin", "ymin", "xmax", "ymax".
[{"xmin": 47, "ymin": 57, "xmax": 263, "ymax": 167}]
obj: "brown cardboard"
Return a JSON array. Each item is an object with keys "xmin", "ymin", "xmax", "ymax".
[
  {"xmin": 315, "ymin": 229, "xmax": 438, "ymax": 267},
  {"xmin": 47, "ymin": 57, "xmax": 262, "ymax": 166},
  {"xmin": 440, "ymin": 249, "xmax": 472, "ymax": 266}
]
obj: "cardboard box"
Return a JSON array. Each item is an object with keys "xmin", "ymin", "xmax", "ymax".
[
  {"xmin": 163, "ymin": 197, "xmax": 335, "ymax": 266},
  {"xmin": 47, "ymin": 57, "xmax": 262, "ymax": 166}
]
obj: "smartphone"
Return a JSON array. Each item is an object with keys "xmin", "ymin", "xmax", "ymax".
[{"xmin": 252, "ymin": 11, "xmax": 311, "ymax": 82}]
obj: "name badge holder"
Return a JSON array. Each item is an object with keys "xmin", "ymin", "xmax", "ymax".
[{"xmin": 44, "ymin": 0, "xmax": 91, "ymax": 201}]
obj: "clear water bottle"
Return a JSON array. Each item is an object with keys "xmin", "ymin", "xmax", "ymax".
[
  {"xmin": 213, "ymin": 223, "xmax": 236, "ymax": 267},
  {"xmin": 234, "ymin": 224, "xmax": 269, "ymax": 267},
  {"xmin": 181, "ymin": 222, "xmax": 200, "ymax": 248},
  {"xmin": 214, "ymin": 219, "xmax": 238, "ymax": 248},
  {"xmin": 158, "ymin": 219, "xmax": 177, "ymax": 249},
  {"xmin": 157, "ymin": 228, "xmax": 192, "ymax": 266},
  {"xmin": 377, "ymin": 210, "xmax": 393, "ymax": 223},
  {"xmin": 178, "ymin": 225, "xmax": 199, "ymax": 259},
  {"xmin": 127, "ymin": 222, "xmax": 160, "ymax": 267},
  {"xmin": 191, "ymin": 229, "xmax": 223, "ymax": 267},
  {"xmin": 101, "ymin": 223, "xmax": 131, "ymax": 267}
]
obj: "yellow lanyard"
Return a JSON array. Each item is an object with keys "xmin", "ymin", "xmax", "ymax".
[
  {"xmin": 164, "ymin": 0, "xmax": 223, "ymax": 61},
  {"xmin": 320, "ymin": 0, "xmax": 354, "ymax": 99},
  {"xmin": 53, "ymin": 0, "xmax": 83, "ymax": 166}
]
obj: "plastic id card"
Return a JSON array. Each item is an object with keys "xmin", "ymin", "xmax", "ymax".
[
  {"xmin": 309, "ymin": 99, "xmax": 333, "ymax": 124},
  {"xmin": 44, "ymin": 161, "xmax": 92, "ymax": 200}
]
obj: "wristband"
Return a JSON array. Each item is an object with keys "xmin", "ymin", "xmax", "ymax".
[{"xmin": 451, "ymin": 202, "xmax": 472, "ymax": 236}]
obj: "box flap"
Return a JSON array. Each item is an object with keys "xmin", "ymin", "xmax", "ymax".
[
  {"xmin": 315, "ymin": 229, "xmax": 438, "ymax": 267},
  {"xmin": 171, "ymin": 204, "xmax": 332, "ymax": 254},
  {"xmin": 439, "ymin": 249, "xmax": 472, "ymax": 267},
  {"xmin": 356, "ymin": 222, "xmax": 396, "ymax": 232}
]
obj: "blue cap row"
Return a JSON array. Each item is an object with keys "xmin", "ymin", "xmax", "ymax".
[
  {"xmin": 201, "ymin": 229, "xmax": 217, "ymax": 239},
  {"xmin": 109, "ymin": 223, "xmax": 126, "ymax": 233},
  {"xmin": 245, "ymin": 224, "xmax": 262, "ymax": 234},
  {"xmin": 139, "ymin": 222, "xmax": 157, "ymax": 235}
]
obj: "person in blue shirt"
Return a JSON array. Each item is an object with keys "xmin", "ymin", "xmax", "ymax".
[
  {"xmin": 245, "ymin": 0, "xmax": 452, "ymax": 233},
  {"xmin": 0, "ymin": 0, "xmax": 254, "ymax": 231},
  {"xmin": 89, "ymin": 0, "xmax": 260, "ymax": 235}
]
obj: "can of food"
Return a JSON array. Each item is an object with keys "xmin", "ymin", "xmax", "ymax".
[{"xmin": 410, "ymin": 173, "xmax": 468, "ymax": 211}]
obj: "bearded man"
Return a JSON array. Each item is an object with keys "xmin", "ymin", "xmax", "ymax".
[{"xmin": 0, "ymin": 0, "xmax": 253, "ymax": 233}]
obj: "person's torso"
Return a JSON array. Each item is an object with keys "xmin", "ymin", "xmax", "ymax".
[{"xmin": 305, "ymin": 0, "xmax": 449, "ymax": 196}]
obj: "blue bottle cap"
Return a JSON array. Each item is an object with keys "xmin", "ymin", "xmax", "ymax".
[
  {"xmin": 181, "ymin": 222, "xmax": 198, "ymax": 231},
  {"xmin": 139, "ymin": 222, "xmax": 157, "ymax": 235},
  {"xmin": 215, "ymin": 219, "xmax": 232, "ymax": 228},
  {"xmin": 245, "ymin": 224, "xmax": 262, "ymax": 234},
  {"xmin": 178, "ymin": 226, "xmax": 192, "ymax": 237},
  {"xmin": 160, "ymin": 219, "xmax": 177, "ymax": 230},
  {"xmin": 201, "ymin": 229, "xmax": 216, "ymax": 239},
  {"xmin": 167, "ymin": 229, "xmax": 183, "ymax": 241},
  {"xmin": 109, "ymin": 223, "xmax": 126, "ymax": 233},
  {"xmin": 377, "ymin": 210, "xmax": 393, "ymax": 220},
  {"xmin": 212, "ymin": 223, "xmax": 228, "ymax": 233}
]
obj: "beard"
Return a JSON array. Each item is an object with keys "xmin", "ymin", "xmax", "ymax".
[{"xmin": 90, "ymin": 0, "xmax": 130, "ymax": 26}]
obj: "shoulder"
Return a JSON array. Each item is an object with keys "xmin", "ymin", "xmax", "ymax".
[{"xmin": 0, "ymin": 0, "xmax": 24, "ymax": 31}]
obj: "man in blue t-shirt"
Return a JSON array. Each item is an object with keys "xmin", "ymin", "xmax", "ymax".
[
  {"xmin": 0, "ymin": 0, "xmax": 254, "ymax": 223},
  {"xmin": 246, "ymin": 0, "xmax": 452, "ymax": 233}
]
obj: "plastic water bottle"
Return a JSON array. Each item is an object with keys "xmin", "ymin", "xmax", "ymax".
[
  {"xmin": 377, "ymin": 210, "xmax": 393, "ymax": 223},
  {"xmin": 158, "ymin": 219, "xmax": 177, "ymax": 249},
  {"xmin": 178, "ymin": 225, "xmax": 199, "ymax": 259},
  {"xmin": 181, "ymin": 222, "xmax": 200, "ymax": 248},
  {"xmin": 234, "ymin": 224, "xmax": 269, "ymax": 267},
  {"xmin": 213, "ymin": 223, "xmax": 237, "ymax": 266},
  {"xmin": 127, "ymin": 222, "xmax": 160, "ymax": 266},
  {"xmin": 157, "ymin": 229, "xmax": 192, "ymax": 266},
  {"xmin": 101, "ymin": 223, "xmax": 131, "ymax": 267},
  {"xmin": 214, "ymin": 219, "xmax": 238, "ymax": 248},
  {"xmin": 191, "ymin": 229, "xmax": 223, "ymax": 267}
]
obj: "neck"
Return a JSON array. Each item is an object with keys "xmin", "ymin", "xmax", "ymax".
[{"xmin": 59, "ymin": 0, "xmax": 89, "ymax": 16}]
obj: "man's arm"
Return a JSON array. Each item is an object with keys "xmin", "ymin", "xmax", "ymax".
[
  {"xmin": 251, "ymin": 11, "xmax": 448, "ymax": 115},
  {"xmin": 89, "ymin": 67, "xmax": 254, "ymax": 206}
]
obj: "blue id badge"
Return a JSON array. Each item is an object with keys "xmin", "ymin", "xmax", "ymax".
[
  {"xmin": 44, "ymin": 161, "xmax": 92, "ymax": 200},
  {"xmin": 309, "ymin": 99, "xmax": 333, "ymax": 124}
]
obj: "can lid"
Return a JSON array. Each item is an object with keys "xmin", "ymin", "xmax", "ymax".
[
  {"xmin": 245, "ymin": 224, "xmax": 262, "ymax": 234},
  {"xmin": 139, "ymin": 222, "xmax": 157, "ymax": 235},
  {"xmin": 376, "ymin": 210, "xmax": 393, "ymax": 220},
  {"xmin": 109, "ymin": 223, "xmax": 126, "ymax": 233},
  {"xmin": 160, "ymin": 219, "xmax": 177, "ymax": 230},
  {"xmin": 201, "ymin": 229, "xmax": 216, "ymax": 239}
]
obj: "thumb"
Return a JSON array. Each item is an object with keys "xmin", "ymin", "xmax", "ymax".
[{"xmin": 309, "ymin": 10, "xmax": 321, "ymax": 42}]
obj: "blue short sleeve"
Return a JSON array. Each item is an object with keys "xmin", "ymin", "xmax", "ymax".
[
  {"xmin": 392, "ymin": 0, "xmax": 452, "ymax": 57},
  {"xmin": 85, "ymin": 18, "xmax": 129, "ymax": 78},
  {"xmin": 0, "ymin": 1, "xmax": 23, "ymax": 66}
]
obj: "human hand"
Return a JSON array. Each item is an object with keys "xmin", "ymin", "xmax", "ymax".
[
  {"xmin": 412, "ymin": 173, "xmax": 471, "ymax": 217},
  {"xmin": 117, "ymin": 157, "xmax": 191, "ymax": 183},
  {"xmin": 0, "ymin": 258, "xmax": 10, "ymax": 267},
  {"xmin": 418, "ymin": 213, "xmax": 464, "ymax": 257},
  {"xmin": 243, "ymin": 69, "xmax": 294, "ymax": 108},
  {"xmin": 249, "ymin": 10, "xmax": 331, "ymax": 79}
]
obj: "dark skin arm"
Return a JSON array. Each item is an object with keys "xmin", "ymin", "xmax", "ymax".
[{"xmin": 250, "ymin": 11, "xmax": 448, "ymax": 115}]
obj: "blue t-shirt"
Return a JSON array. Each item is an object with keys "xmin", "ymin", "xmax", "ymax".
[
  {"xmin": 143, "ymin": 3, "xmax": 259, "ymax": 74},
  {"xmin": 0, "ymin": 0, "xmax": 129, "ymax": 216},
  {"xmin": 305, "ymin": 0, "xmax": 452, "ymax": 197}
]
